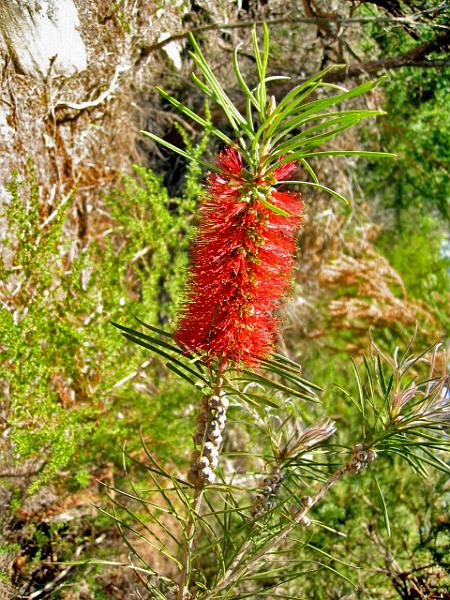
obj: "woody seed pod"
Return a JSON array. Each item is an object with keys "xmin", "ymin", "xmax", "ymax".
[
  {"xmin": 187, "ymin": 469, "xmax": 199, "ymax": 484},
  {"xmin": 197, "ymin": 456, "xmax": 209, "ymax": 469},
  {"xmin": 202, "ymin": 442, "xmax": 215, "ymax": 456},
  {"xmin": 194, "ymin": 433, "xmax": 204, "ymax": 445},
  {"xmin": 209, "ymin": 455, "xmax": 219, "ymax": 469},
  {"xmin": 199, "ymin": 467, "xmax": 216, "ymax": 483},
  {"xmin": 209, "ymin": 396, "xmax": 221, "ymax": 408}
]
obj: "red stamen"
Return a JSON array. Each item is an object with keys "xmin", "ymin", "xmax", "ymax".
[{"xmin": 174, "ymin": 148, "xmax": 303, "ymax": 366}]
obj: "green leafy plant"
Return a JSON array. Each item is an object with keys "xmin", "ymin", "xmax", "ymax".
[{"xmin": 0, "ymin": 140, "xmax": 208, "ymax": 492}]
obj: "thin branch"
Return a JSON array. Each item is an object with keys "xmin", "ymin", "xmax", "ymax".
[
  {"xmin": 177, "ymin": 360, "xmax": 228, "ymax": 600},
  {"xmin": 136, "ymin": 9, "xmax": 450, "ymax": 67},
  {"xmin": 321, "ymin": 29, "xmax": 450, "ymax": 82},
  {"xmin": 210, "ymin": 455, "xmax": 360, "ymax": 597}
]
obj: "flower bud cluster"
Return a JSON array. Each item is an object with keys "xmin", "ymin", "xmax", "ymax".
[
  {"xmin": 187, "ymin": 391, "xmax": 229, "ymax": 487},
  {"xmin": 346, "ymin": 443, "xmax": 377, "ymax": 474},
  {"xmin": 251, "ymin": 464, "xmax": 284, "ymax": 518}
]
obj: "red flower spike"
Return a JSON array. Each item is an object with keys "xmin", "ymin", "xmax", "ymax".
[{"xmin": 174, "ymin": 147, "xmax": 303, "ymax": 366}]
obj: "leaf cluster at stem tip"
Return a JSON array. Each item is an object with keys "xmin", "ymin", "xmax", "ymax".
[{"xmin": 142, "ymin": 22, "xmax": 395, "ymax": 207}]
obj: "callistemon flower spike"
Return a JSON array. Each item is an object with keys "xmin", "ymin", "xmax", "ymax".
[
  {"xmin": 142, "ymin": 24, "xmax": 393, "ymax": 367},
  {"xmin": 174, "ymin": 147, "xmax": 302, "ymax": 366}
]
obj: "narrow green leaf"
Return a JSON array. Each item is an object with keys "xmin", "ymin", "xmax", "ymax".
[
  {"xmin": 272, "ymin": 109, "xmax": 384, "ymax": 144},
  {"xmin": 156, "ymin": 86, "xmax": 233, "ymax": 146},
  {"xmin": 258, "ymin": 194, "xmax": 290, "ymax": 217},
  {"xmin": 299, "ymin": 159, "xmax": 319, "ymax": 184},
  {"xmin": 141, "ymin": 130, "xmax": 218, "ymax": 171},
  {"xmin": 272, "ymin": 115, "xmax": 361, "ymax": 155},
  {"xmin": 233, "ymin": 44, "xmax": 259, "ymax": 113},
  {"xmin": 192, "ymin": 72, "xmax": 214, "ymax": 97},
  {"xmin": 258, "ymin": 361, "xmax": 320, "ymax": 397},
  {"xmin": 238, "ymin": 371, "xmax": 319, "ymax": 401},
  {"xmin": 119, "ymin": 332, "xmax": 208, "ymax": 383},
  {"xmin": 111, "ymin": 321, "xmax": 183, "ymax": 355},
  {"xmin": 302, "ymin": 150, "xmax": 397, "ymax": 159},
  {"xmin": 166, "ymin": 362, "xmax": 198, "ymax": 387},
  {"xmin": 134, "ymin": 317, "xmax": 173, "ymax": 338},
  {"xmin": 278, "ymin": 180, "xmax": 349, "ymax": 205},
  {"xmin": 352, "ymin": 360, "xmax": 366, "ymax": 439},
  {"xmin": 369, "ymin": 466, "xmax": 391, "ymax": 538}
]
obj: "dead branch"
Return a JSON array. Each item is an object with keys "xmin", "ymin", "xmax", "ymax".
[
  {"xmin": 136, "ymin": 8, "xmax": 450, "ymax": 67},
  {"xmin": 321, "ymin": 29, "xmax": 450, "ymax": 82}
]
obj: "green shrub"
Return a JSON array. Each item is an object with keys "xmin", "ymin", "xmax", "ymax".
[{"xmin": 0, "ymin": 130, "xmax": 208, "ymax": 491}]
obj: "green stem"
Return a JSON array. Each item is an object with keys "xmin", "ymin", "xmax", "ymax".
[{"xmin": 177, "ymin": 359, "xmax": 228, "ymax": 600}]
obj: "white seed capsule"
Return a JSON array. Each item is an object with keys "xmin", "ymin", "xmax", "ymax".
[
  {"xmin": 218, "ymin": 396, "xmax": 229, "ymax": 410},
  {"xmin": 208, "ymin": 426, "xmax": 221, "ymax": 438},
  {"xmin": 209, "ymin": 395, "xmax": 221, "ymax": 408},
  {"xmin": 199, "ymin": 467, "xmax": 216, "ymax": 483},
  {"xmin": 211, "ymin": 434, "xmax": 223, "ymax": 447},
  {"xmin": 356, "ymin": 450, "xmax": 368, "ymax": 462},
  {"xmin": 202, "ymin": 442, "xmax": 215, "ymax": 456},
  {"xmin": 217, "ymin": 418, "xmax": 226, "ymax": 431},
  {"xmin": 264, "ymin": 486, "xmax": 273, "ymax": 494},
  {"xmin": 367, "ymin": 449, "xmax": 377, "ymax": 462},
  {"xmin": 197, "ymin": 456, "xmax": 209, "ymax": 469},
  {"xmin": 209, "ymin": 456, "xmax": 219, "ymax": 469},
  {"xmin": 299, "ymin": 516, "xmax": 311, "ymax": 527}
]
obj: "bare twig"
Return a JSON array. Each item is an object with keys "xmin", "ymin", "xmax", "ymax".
[
  {"xmin": 320, "ymin": 29, "xmax": 450, "ymax": 82},
  {"xmin": 137, "ymin": 6, "xmax": 450, "ymax": 67}
]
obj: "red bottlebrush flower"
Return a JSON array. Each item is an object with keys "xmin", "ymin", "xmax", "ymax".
[{"xmin": 174, "ymin": 147, "xmax": 303, "ymax": 366}]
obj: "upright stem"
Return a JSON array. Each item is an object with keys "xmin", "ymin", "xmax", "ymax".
[
  {"xmin": 177, "ymin": 360, "xmax": 228, "ymax": 600},
  {"xmin": 177, "ymin": 489, "xmax": 204, "ymax": 600}
]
